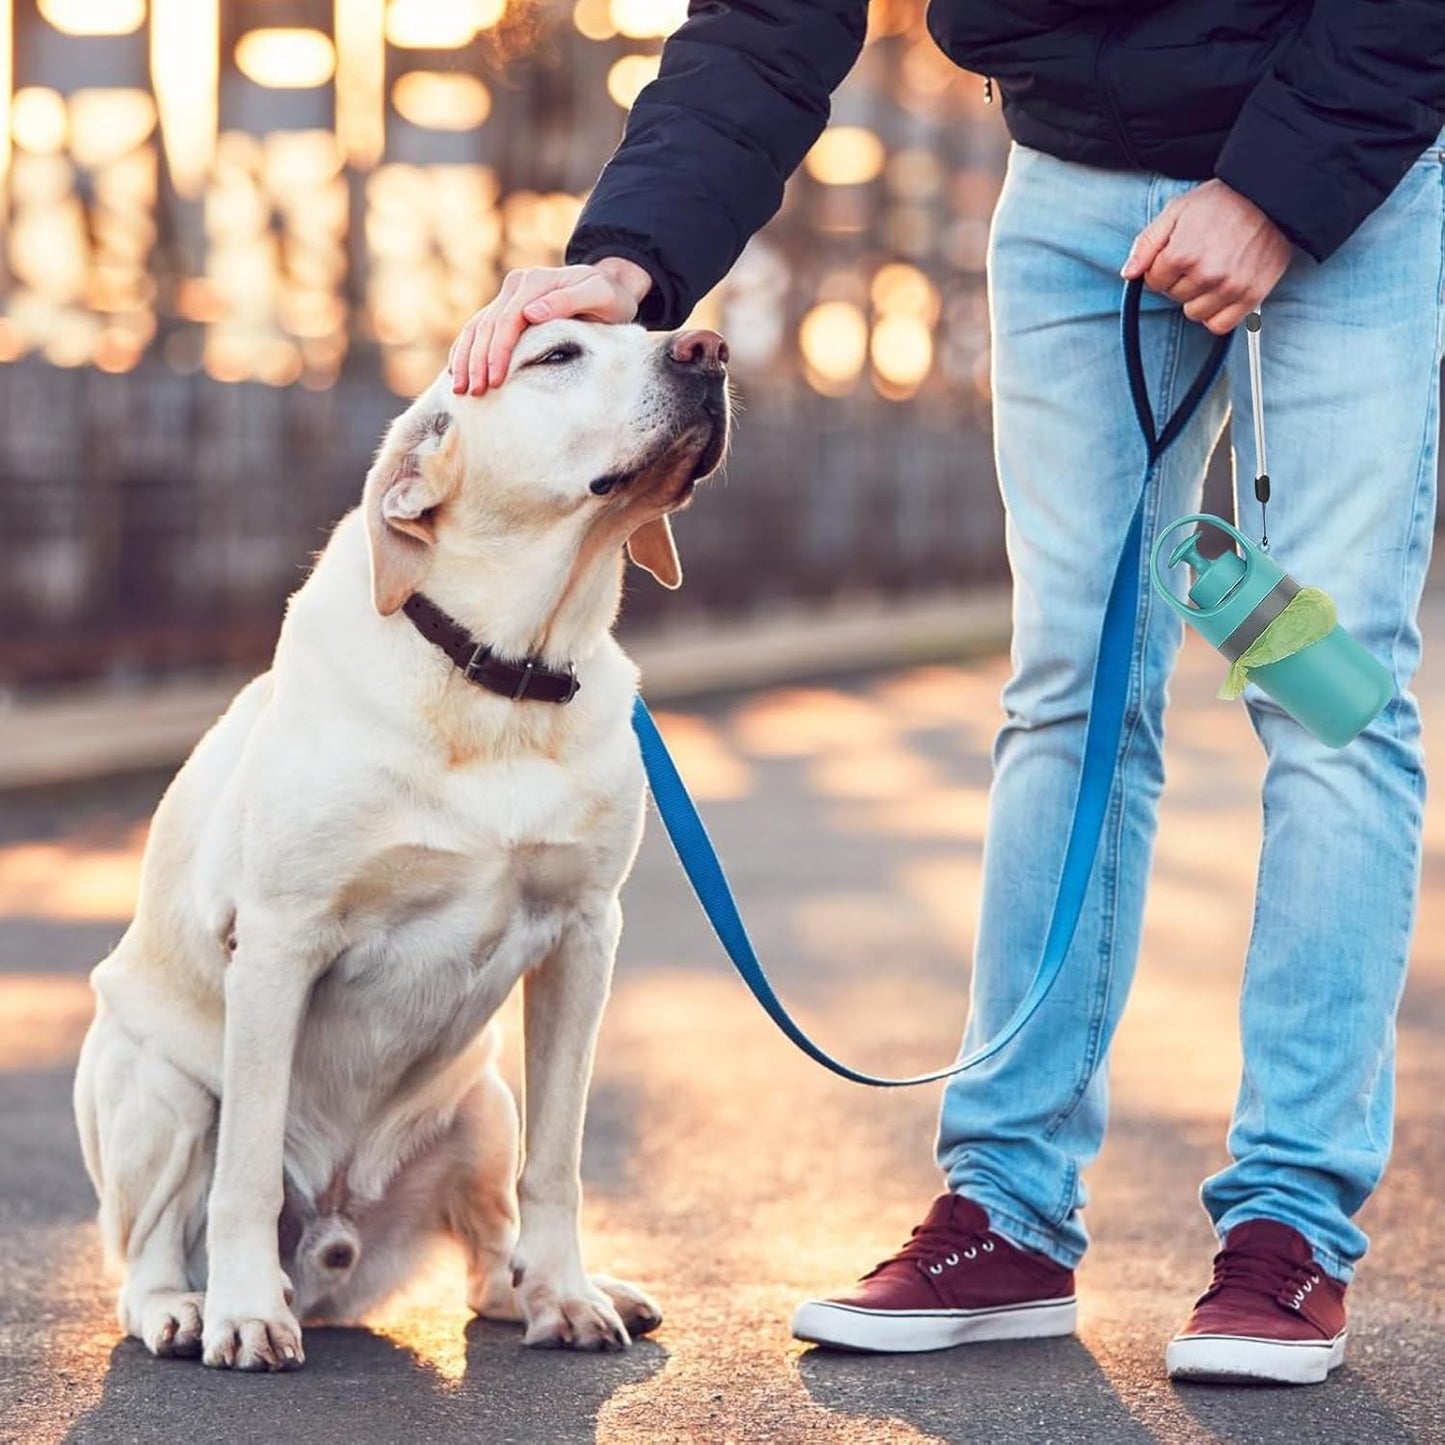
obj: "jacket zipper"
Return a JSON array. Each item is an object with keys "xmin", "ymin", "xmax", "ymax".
[{"xmin": 1092, "ymin": 23, "xmax": 1145, "ymax": 170}]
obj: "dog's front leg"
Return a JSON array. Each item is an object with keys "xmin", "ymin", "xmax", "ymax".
[
  {"xmin": 512, "ymin": 899, "xmax": 661, "ymax": 1350},
  {"xmin": 202, "ymin": 917, "xmax": 327, "ymax": 1371}
]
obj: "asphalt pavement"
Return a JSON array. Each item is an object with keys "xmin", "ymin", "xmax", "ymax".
[{"xmin": 2, "ymin": 599, "xmax": 1442, "ymax": 1444}]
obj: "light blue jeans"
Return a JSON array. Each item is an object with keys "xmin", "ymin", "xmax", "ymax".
[{"xmin": 938, "ymin": 140, "xmax": 1444, "ymax": 1283}]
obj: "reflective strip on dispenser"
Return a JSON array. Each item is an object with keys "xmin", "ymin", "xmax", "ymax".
[{"xmin": 1218, "ymin": 575, "xmax": 1302, "ymax": 662}]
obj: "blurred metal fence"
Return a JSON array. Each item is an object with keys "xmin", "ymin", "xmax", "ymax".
[{"xmin": 0, "ymin": 0, "xmax": 1011, "ymax": 688}]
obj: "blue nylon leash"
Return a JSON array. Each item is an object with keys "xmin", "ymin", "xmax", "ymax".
[{"xmin": 630, "ymin": 281, "xmax": 1230, "ymax": 1086}]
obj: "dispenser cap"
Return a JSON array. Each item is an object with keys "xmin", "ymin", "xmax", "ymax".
[{"xmin": 1170, "ymin": 531, "xmax": 1248, "ymax": 610}]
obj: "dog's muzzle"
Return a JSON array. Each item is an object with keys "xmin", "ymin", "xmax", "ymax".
[{"xmin": 665, "ymin": 329, "xmax": 730, "ymax": 481}]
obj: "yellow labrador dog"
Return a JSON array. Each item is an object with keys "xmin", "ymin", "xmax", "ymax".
[{"xmin": 73, "ymin": 322, "xmax": 730, "ymax": 1371}]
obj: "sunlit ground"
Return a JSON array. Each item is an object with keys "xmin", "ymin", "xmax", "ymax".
[{"xmin": 1, "ymin": 618, "xmax": 1442, "ymax": 1442}]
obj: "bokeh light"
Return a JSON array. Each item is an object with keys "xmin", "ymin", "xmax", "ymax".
[
  {"xmin": 805, "ymin": 126, "xmax": 886, "ymax": 186},
  {"xmin": 606, "ymin": 53, "xmax": 660, "ymax": 110},
  {"xmin": 799, "ymin": 300, "xmax": 869, "ymax": 395},
  {"xmin": 610, "ymin": 0, "xmax": 688, "ymax": 39},
  {"xmin": 150, "ymin": 0, "xmax": 217, "ymax": 197},
  {"xmin": 392, "ymin": 72, "xmax": 492, "ymax": 130},
  {"xmin": 37, "ymin": 0, "xmax": 144, "ymax": 36},
  {"xmin": 386, "ymin": 0, "xmax": 477, "ymax": 50},
  {"xmin": 871, "ymin": 314, "xmax": 933, "ymax": 395},
  {"xmin": 235, "ymin": 29, "xmax": 337, "ymax": 90},
  {"xmin": 871, "ymin": 262, "xmax": 940, "ymax": 324},
  {"xmin": 69, "ymin": 89, "xmax": 156, "ymax": 170},
  {"xmin": 12, "ymin": 87, "xmax": 68, "ymax": 154},
  {"xmin": 572, "ymin": 0, "xmax": 614, "ymax": 40}
]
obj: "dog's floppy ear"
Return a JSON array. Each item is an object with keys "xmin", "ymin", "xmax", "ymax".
[
  {"xmin": 626, "ymin": 515, "xmax": 682, "ymax": 590},
  {"xmin": 363, "ymin": 411, "xmax": 461, "ymax": 616}
]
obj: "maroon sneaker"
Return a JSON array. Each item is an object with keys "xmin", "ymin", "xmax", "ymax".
[
  {"xmin": 1166, "ymin": 1220, "xmax": 1348, "ymax": 1385},
  {"xmin": 791, "ymin": 1194, "xmax": 1076, "ymax": 1352}
]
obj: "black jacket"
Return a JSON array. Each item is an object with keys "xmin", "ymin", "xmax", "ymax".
[{"xmin": 568, "ymin": 1, "xmax": 1445, "ymax": 331}]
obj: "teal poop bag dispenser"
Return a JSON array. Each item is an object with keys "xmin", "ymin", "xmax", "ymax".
[
  {"xmin": 1146, "ymin": 307, "xmax": 1392, "ymax": 749},
  {"xmin": 1150, "ymin": 515, "xmax": 1393, "ymax": 748}
]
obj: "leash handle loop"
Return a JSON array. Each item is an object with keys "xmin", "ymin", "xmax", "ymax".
[{"xmin": 1121, "ymin": 277, "xmax": 1231, "ymax": 462}]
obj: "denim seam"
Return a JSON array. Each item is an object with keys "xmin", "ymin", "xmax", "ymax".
[
  {"xmin": 1355, "ymin": 158, "xmax": 1443, "ymax": 1156},
  {"xmin": 970, "ymin": 1195, "xmax": 1084, "ymax": 1271},
  {"xmin": 1383, "ymin": 152, "xmax": 1445, "ymax": 747},
  {"xmin": 1038, "ymin": 306, "xmax": 1187, "ymax": 1189}
]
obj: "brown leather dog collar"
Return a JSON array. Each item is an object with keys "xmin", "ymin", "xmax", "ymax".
[{"xmin": 402, "ymin": 594, "xmax": 580, "ymax": 705}]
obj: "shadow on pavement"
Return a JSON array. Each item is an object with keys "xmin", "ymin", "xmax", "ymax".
[
  {"xmin": 62, "ymin": 1320, "xmax": 668, "ymax": 1445},
  {"xmin": 797, "ymin": 1336, "xmax": 1157, "ymax": 1443},
  {"xmin": 799, "ymin": 1337, "xmax": 1419, "ymax": 1444},
  {"xmin": 1169, "ymin": 1371, "xmax": 1416, "ymax": 1444}
]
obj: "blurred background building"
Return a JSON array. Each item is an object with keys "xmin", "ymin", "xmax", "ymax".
[
  {"xmin": 0, "ymin": 0, "xmax": 1015, "ymax": 690},
  {"xmin": 18, "ymin": 1, "xmax": 1433, "ymax": 698}
]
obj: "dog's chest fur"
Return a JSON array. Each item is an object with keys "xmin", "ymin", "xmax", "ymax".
[{"xmin": 279, "ymin": 758, "xmax": 625, "ymax": 1197}]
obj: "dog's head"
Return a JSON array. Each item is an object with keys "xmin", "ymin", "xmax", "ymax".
[{"xmin": 363, "ymin": 322, "xmax": 731, "ymax": 617}]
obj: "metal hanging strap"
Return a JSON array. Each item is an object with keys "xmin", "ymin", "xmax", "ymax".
[{"xmin": 1245, "ymin": 311, "xmax": 1270, "ymax": 550}]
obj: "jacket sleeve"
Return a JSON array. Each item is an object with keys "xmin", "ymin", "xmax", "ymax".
[
  {"xmin": 566, "ymin": 1, "xmax": 869, "ymax": 329},
  {"xmin": 1214, "ymin": 0, "xmax": 1445, "ymax": 261}
]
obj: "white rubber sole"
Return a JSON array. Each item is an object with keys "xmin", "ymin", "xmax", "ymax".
[
  {"xmin": 1166, "ymin": 1330, "xmax": 1347, "ymax": 1386},
  {"xmin": 791, "ymin": 1296, "xmax": 1078, "ymax": 1353}
]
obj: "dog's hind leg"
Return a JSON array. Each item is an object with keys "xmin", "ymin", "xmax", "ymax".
[
  {"xmin": 75, "ymin": 1006, "xmax": 215, "ymax": 1357},
  {"xmin": 446, "ymin": 1063, "xmax": 524, "ymax": 1323}
]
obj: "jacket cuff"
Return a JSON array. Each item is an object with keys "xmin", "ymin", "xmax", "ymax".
[
  {"xmin": 565, "ymin": 233, "xmax": 686, "ymax": 330},
  {"xmin": 1214, "ymin": 78, "xmax": 1431, "ymax": 262}
]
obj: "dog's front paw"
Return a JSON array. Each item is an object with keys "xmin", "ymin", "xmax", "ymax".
[
  {"xmin": 519, "ymin": 1277, "xmax": 631, "ymax": 1351},
  {"xmin": 201, "ymin": 1298, "xmax": 304, "ymax": 1371},
  {"xmin": 517, "ymin": 1272, "xmax": 662, "ymax": 1350}
]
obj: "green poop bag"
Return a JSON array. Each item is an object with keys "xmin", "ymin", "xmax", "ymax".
[{"xmin": 1217, "ymin": 586, "xmax": 1336, "ymax": 700}]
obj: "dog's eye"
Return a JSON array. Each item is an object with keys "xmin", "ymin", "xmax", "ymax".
[{"xmin": 530, "ymin": 344, "xmax": 582, "ymax": 368}]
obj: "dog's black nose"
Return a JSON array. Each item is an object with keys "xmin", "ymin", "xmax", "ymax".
[{"xmin": 668, "ymin": 329, "xmax": 729, "ymax": 372}]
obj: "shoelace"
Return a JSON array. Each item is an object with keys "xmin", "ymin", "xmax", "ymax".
[
  {"xmin": 863, "ymin": 1221, "xmax": 999, "ymax": 1281},
  {"xmin": 1202, "ymin": 1243, "xmax": 1322, "ymax": 1313}
]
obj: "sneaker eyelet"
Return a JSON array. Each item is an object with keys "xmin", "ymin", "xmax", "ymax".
[
  {"xmin": 1311, "ymin": 1274, "xmax": 1320, "ymax": 1285},
  {"xmin": 964, "ymin": 1247, "xmax": 977, "ymax": 1260},
  {"xmin": 1303, "ymin": 1279, "xmax": 1314, "ymax": 1292},
  {"xmin": 982, "ymin": 1240, "xmax": 995, "ymax": 1253},
  {"xmin": 928, "ymin": 1263, "xmax": 944, "ymax": 1276},
  {"xmin": 944, "ymin": 1253, "xmax": 959, "ymax": 1267}
]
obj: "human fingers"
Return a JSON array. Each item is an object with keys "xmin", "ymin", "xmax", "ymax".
[
  {"xmin": 522, "ymin": 272, "xmax": 636, "ymax": 326},
  {"xmin": 1121, "ymin": 199, "xmax": 1180, "ymax": 281},
  {"xmin": 482, "ymin": 270, "xmax": 590, "ymax": 388},
  {"xmin": 1141, "ymin": 238, "xmax": 1193, "ymax": 297},
  {"xmin": 1193, "ymin": 296, "xmax": 1255, "ymax": 337},
  {"xmin": 450, "ymin": 314, "xmax": 481, "ymax": 394},
  {"xmin": 453, "ymin": 271, "xmax": 524, "ymax": 396}
]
